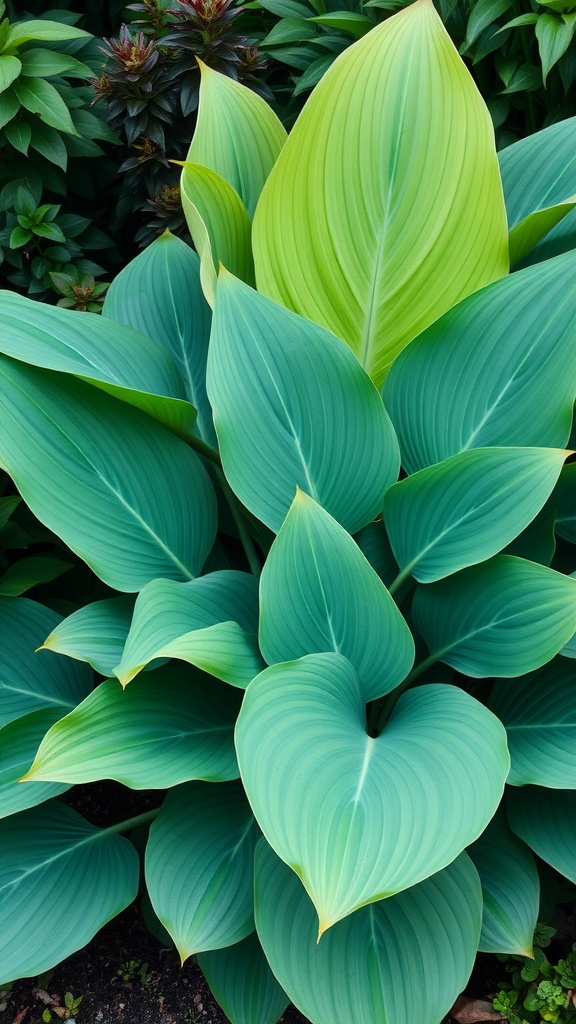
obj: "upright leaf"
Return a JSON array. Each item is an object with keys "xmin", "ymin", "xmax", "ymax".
[
  {"xmin": 260, "ymin": 492, "xmax": 414, "ymax": 700},
  {"xmin": 207, "ymin": 273, "xmax": 399, "ymax": 534},
  {"xmin": 236, "ymin": 653, "xmax": 508, "ymax": 932},
  {"xmin": 255, "ymin": 840, "xmax": 482, "ymax": 1024},
  {"xmin": 0, "ymin": 360, "xmax": 217, "ymax": 591},
  {"xmin": 386, "ymin": 252, "xmax": 576, "ymax": 472},
  {"xmin": 253, "ymin": 0, "xmax": 508, "ymax": 386},
  {"xmin": 198, "ymin": 933, "xmax": 290, "ymax": 1024}
]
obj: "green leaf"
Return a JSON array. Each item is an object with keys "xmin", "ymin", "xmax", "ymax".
[
  {"xmin": 0, "ymin": 289, "xmax": 197, "ymax": 441},
  {"xmin": 236, "ymin": 653, "xmax": 508, "ymax": 932},
  {"xmin": 207, "ymin": 272, "xmax": 399, "ymax": 534},
  {"xmin": 353, "ymin": 518, "xmax": 398, "ymax": 587},
  {"xmin": 308, "ymin": 11, "xmax": 373, "ymax": 35},
  {"xmin": 385, "ymin": 251, "xmax": 576, "ymax": 473},
  {"xmin": 467, "ymin": 811, "xmax": 539, "ymax": 956},
  {"xmin": 29, "ymin": 120, "xmax": 67, "ymax": 168},
  {"xmin": 259, "ymin": 491, "xmax": 414, "ymax": 701},
  {"xmin": 412, "ymin": 555, "xmax": 576, "ymax": 677},
  {"xmin": 0, "ymin": 55, "xmax": 21, "ymax": 92},
  {"xmin": 0, "ymin": 800, "xmax": 138, "ymax": 985},
  {"xmin": 0, "ymin": 360, "xmax": 217, "ymax": 592},
  {"xmin": 253, "ymin": 0, "xmax": 508, "ymax": 388},
  {"xmin": 0, "ymin": 494, "xmax": 20, "ymax": 530},
  {"xmin": 262, "ymin": 18, "xmax": 314, "ymax": 45},
  {"xmin": 0, "ymin": 556, "xmax": 71, "ymax": 597},
  {"xmin": 146, "ymin": 782, "xmax": 258, "ymax": 962},
  {"xmin": 6, "ymin": 20, "xmax": 90, "ymax": 45},
  {"xmin": 41, "ymin": 597, "xmax": 135, "ymax": 677},
  {"xmin": 18, "ymin": 48, "xmax": 91, "ymax": 78},
  {"xmin": 466, "ymin": 0, "xmax": 513, "ymax": 44},
  {"xmin": 114, "ymin": 572, "xmax": 263, "ymax": 688},
  {"xmin": 198, "ymin": 933, "xmax": 290, "ymax": 1024},
  {"xmin": 0, "ymin": 597, "xmax": 92, "ymax": 728},
  {"xmin": 103, "ymin": 232, "xmax": 215, "ymax": 446},
  {"xmin": 32, "ymin": 221, "xmax": 66, "ymax": 242},
  {"xmin": 187, "ymin": 62, "xmax": 286, "ymax": 219},
  {"xmin": 255, "ymin": 840, "xmax": 482, "ymax": 1024},
  {"xmin": 509, "ymin": 196, "xmax": 576, "ymax": 267},
  {"xmin": 507, "ymin": 788, "xmax": 576, "ymax": 884},
  {"xmin": 180, "ymin": 162, "xmax": 254, "ymax": 308},
  {"xmin": 0, "ymin": 708, "xmax": 69, "ymax": 818},
  {"xmin": 13, "ymin": 76, "xmax": 78, "ymax": 135},
  {"xmin": 9, "ymin": 225, "xmax": 31, "ymax": 247},
  {"xmin": 384, "ymin": 447, "xmax": 569, "ymax": 585},
  {"xmin": 554, "ymin": 461, "xmax": 576, "ymax": 542},
  {"xmin": 488, "ymin": 659, "xmax": 576, "ymax": 787},
  {"xmin": 4, "ymin": 116, "xmax": 30, "ymax": 153},
  {"xmin": 23, "ymin": 666, "xmax": 241, "ymax": 788},
  {"xmin": 0, "ymin": 86, "xmax": 19, "ymax": 129},
  {"xmin": 536, "ymin": 11, "xmax": 576, "ymax": 81}
]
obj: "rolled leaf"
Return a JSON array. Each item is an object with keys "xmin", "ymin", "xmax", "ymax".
[
  {"xmin": 253, "ymin": 0, "xmax": 508, "ymax": 386},
  {"xmin": 236, "ymin": 653, "xmax": 508, "ymax": 932}
]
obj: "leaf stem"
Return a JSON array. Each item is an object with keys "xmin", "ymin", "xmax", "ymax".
[
  {"xmin": 214, "ymin": 466, "xmax": 261, "ymax": 577},
  {"xmin": 104, "ymin": 807, "xmax": 161, "ymax": 835}
]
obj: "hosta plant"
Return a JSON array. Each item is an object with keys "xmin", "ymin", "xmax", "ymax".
[{"xmin": 1, "ymin": 4, "xmax": 576, "ymax": 1024}]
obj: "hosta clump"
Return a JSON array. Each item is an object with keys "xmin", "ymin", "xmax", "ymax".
[{"xmin": 1, "ymin": 3, "xmax": 576, "ymax": 1023}]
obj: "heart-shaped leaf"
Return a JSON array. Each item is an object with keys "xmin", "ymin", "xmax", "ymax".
[
  {"xmin": 146, "ymin": 781, "xmax": 258, "ymax": 962},
  {"xmin": 260, "ymin": 491, "xmax": 414, "ymax": 700},
  {"xmin": 412, "ymin": 555, "xmax": 576, "ymax": 677},
  {"xmin": 254, "ymin": 839, "xmax": 482, "ymax": 1024},
  {"xmin": 236, "ymin": 652, "xmax": 508, "ymax": 932},
  {"xmin": 23, "ymin": 666, "xmax": 241, "ymax": 788}
]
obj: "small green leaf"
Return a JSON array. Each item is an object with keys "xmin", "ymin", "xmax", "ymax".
[
  {"xmin": 13, "ymin": 77, "xmax": 78, "ymax": 135},
  {"xmin": 31, "ymin": 221, "xmax": 66, "ymax": 242},
  {"xmin": 0, "ymin": 54, "xmax": 21, "ymax": 92},
  {"xmin": 0, "ymin": 556, "xmax": 71, "ymax": 596},
  {"xmin": 29, "ymin": 120, "xmax": 67, "ymax": 168},
  {"xmin": 308, "ymin": 11, "xmax": 373, "ymax": 35},
  {"xmin": 9, "ymin": 225, "xmax": 31, "ymax": 247},
  {"xmin": 0, "ymin": 87, "xmax": 19, "ymax": 129},
  {"xmin": 536, "ymin": 11, "xmax": 576, "ymax": 82},
  {"xmin": 18, "ymin": 48, "xmax": 91, "ymax": 79}
]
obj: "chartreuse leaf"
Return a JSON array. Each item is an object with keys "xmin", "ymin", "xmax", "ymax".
[
  {"xmin": 103, "ymin": 232, "xmax": 215, "ymax": 445},
  {"xmin": 6, "ymin": 20, "xmax": 90, "ymax": 45},
  {"xmin": 146, "ymin": 782, "xmax": 258, "ymax": 962},
  {"xmin": 236, "ymin": 653, "xmax": 508, "ymax": 933},
  {"xmin": 22, "ymin": 666, "xmax": 241, "ymax": 789},
  {"xmin": 0, "ymin": 360, "xmax": 217, "ymax": 592},
  {"xmin": 467, "ymin": 811, "xmax": 539, "ymax": 956},
  {"xmin": 384, "ymin": 447, "xmax": 569, "ymax": 585},
  {"xmin": 253, "ymin": 0, "xmax": 508, "ymax": 388},
  {"xmin": 207, "ymin": 273, "xmax": 399, "ymax": 534},
  {"xmin": 255, "ymin": 840, "xmax": 482, "ymax": 1024},
  {"xmin": 187, "ymin": 61, "xmax": 286, "ymax": 218},
  {"xmin": 259, "ymin": 492, "xmax": 414, "ymax": 701},
  {"xmin": 0, "ymin": 800, "xmax": 138, "ymax": 985},
  {"xmin": 0, "ymin": 709, "xmax": 70, "ymax": 818},
  {"xmin": 554, "ymin": 461, "xmax": 576, "ymax": 542},
  {"xmin": 114, "ymin": 572, "xmax": 263, "ymax": 688},
  {"xmin": 413, "ymin": 556, "xmax": 576, "ymax": 677},
  {"xmin": 386, "ymin": 252, "xmax": 576, "ymax": 473},
  {"xmin": 180, "ymin": 163, "xmax": 254, "ymax": 307},
  {"xmin": 41, "ymin": 597, "xmax": 135, "ymax": 677},
  {"xmin": 507, "ymin": 788, "xmax": 576, "ymax": 884},
  {"xmin": 488, "ymin": 660, "xmax": 576, "ymax": 787},
  {"xmin": 198, "ymin": 933, "xmax": 290, "ymax": 1024},
  {"xmin": 0, "ymin": 597, "xmax": 92, "ymax": 728},
  {"xmin": 0, "ymin": 289, "xmax": 197, "ymax": 441},
  {"xmin": 498, "ymin": 117, "xmax": 576, "ymax": 266}
]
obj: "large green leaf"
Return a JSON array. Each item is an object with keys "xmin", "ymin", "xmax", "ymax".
[
  {"xmin": 467, "ymin": 811, "xmax": 539, "ymax": 956},
  {"xmin": 255, "ymin": 840, "xmax": 482, "ymax": 1024},
  {"xmin": 114, "ymin": 571, "xmax": 263, "ymax": 687},
  {"xmin": 488, "ymin": 660, "xmax": 576, "ymax": 787},
  {"xmin": 236, "ymin": 653, "xmax": 508, "ymax": 932},
  {"xmin": 13, "ymin": 76, "xmax": 78, "ymax": 134},
  {"xmin": 384, "ymin": 447, "xmax": 568, "ymax": 585},
  {"xmin": 41, "ymin": 597, "xmax": 135, "ymax": 677},
  {"xmin": 252, "ymin": 0, "xmax": 508, "ymax": 387},
  {"xmin": 187, "ymin": 61, "xmax": 286, "ymax": 218},
  {"xmin": 146, "ymin": 781, "xmax": 258, "ymax": 962},
  {"xmin": 103, "ymin": 232, "xmax": 215, "ymax": 445},
  {"xmin": 6, "ymin": 20, "xmax": 90, "ymax": 45},
  {"xmin": 412, "ymin": 556, "xmax": 576, "ymax": 677},
  {"xmin": 259, "ymin": 492, "xmax": 414, "ymax": 701},
  {"xmin": 22, "ymin": 666, "xmax": 241, "ymax": 788},
  {"xmin": 0, "ymin": 709, "xmax": 69, "ymax": 818},
  {"xmin": 385, "ymin": 251, "xmax": 576, "ymax": 473},
  {"xmin": 0, "ymin": 289, "xmax": 196, "ymax": 441},
  {"xmin": 207, "ymin": 272, "xmax": 399, "ymax": 534},
  {"xmin": 0, "ymin": 800, "xmax": 138, "ymax": 985},
  {"xmin": 180, "ymin": 162, "xmax": 254, "ymax": 307},
  {"xmin": 198, "ymin": 933, "xmax": 290, "ymax": 1024},
  {"xmin": 0, "ymin": 359, "xmax": 217, "ymax": 591},
  {"xmin": 0, "ymin": 597, "xmax": 92, "ymax": 728},
  {"xmin": 507, "ymin": 788, "xmax": 576, "ymax": 884}
]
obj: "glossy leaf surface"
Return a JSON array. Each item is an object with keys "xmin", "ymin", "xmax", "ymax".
[
  {"xmin": 207, "ymin": 273, "xmax": 399, "ymax": 534},
  {"xmin": 259, "ymin": 492, "xmax": 414, "ymax": 700},
  {"xmin": 236, "ymin": 653, "xmax": 508, "ymax": 931}
]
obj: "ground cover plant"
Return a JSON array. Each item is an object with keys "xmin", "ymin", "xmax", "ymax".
[{"xmin": 1, "ymin": 2, "xmax": 576, "ymax": 1022}]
